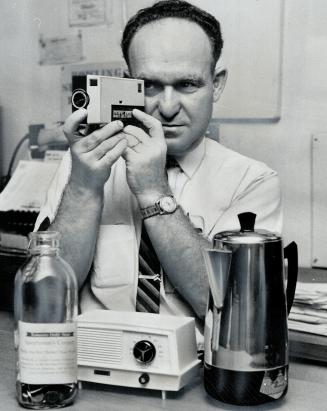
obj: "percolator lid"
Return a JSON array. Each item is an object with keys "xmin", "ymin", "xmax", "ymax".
[{"xmin": 213, "ymin": 212, "xmax": 281, "ymax": 244}]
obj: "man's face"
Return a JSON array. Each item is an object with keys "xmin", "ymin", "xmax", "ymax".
[{"xmin": 128, "ymin": 18, "xmax": 222, "ymax": 157}]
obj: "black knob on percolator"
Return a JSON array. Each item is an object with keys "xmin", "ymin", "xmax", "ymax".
[{"xmin": 238, "ymin": 212, "xmax": 256, "ymax": 232}]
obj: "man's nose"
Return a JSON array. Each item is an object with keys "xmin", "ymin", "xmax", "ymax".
[{"xmin": 158, "ymin": 86, "xmax": 181, "ymax": 120}]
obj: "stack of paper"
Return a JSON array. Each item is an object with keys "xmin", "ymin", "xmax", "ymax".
[
  {"xmin": 0, "ymin": 160, "xmax": 59, "ymax": 213},
  {"xmin": 289, "ymin": 282, "xmax": 327, "ymax": 336},
  {"xmin": 0, "ymin": 160, "xmax": 59, "ymax": 251}
]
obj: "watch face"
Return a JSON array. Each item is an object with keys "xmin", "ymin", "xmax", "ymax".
[{"xmin": 159, "ymin": 196, "xmax": 177, "ymax": 213}]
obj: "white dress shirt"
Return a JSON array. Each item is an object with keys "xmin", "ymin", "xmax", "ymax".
[{"xmin": 35, "ymin": 137, "xmax": 282, "ymax": 340}]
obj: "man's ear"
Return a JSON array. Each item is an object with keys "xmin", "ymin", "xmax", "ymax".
[{"xmin": 213, "ymin": 67, "xmax": 227, "ymax": 102}]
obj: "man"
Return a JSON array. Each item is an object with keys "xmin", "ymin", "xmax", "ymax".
[{"xmin": 35, "ymin": 0, "xmax": 282, "ymax": 326}]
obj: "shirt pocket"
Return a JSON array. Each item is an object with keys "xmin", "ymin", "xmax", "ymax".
[{"xmin": 92, "ymin": 224, "xmax": 137, "ymax": 288}]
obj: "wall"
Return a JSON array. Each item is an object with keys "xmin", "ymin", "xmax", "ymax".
[
  {"xmin": 0, "ymin": 0, "xmax": 326, "ymax": 267},
  {"xmin": 219, "ymin": 0, "xmax": 327, "ymax": 267},
  {"xmin": 0, "ymin": 0, "xmax": 125, "ymax": 173}
]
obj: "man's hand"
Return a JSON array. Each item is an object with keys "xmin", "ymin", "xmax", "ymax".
[
  {"xmin": 63, "ymin": 108, "xmax": 128, "ymax": 193},
  {"xmin": 122, "ymin": 109, "xmax": 170, "ymax": 205}
]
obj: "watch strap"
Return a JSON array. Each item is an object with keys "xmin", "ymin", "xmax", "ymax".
[
  {"xmin": 140, "ymin": 203, "xmax": 161, "ymax": 220},
  {"xmin": 140, "ymin": 195, "xmax": 178, "ymax": 220}
]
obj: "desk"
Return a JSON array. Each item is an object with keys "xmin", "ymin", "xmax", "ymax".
[{"xmin": 1, "ymin": 313, "xmax": 327, "ymax": 411}]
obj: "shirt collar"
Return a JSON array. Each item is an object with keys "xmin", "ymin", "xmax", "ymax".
[{"xmin": 176, "ymin": 138, "xmax": 206, "ymax": 179}]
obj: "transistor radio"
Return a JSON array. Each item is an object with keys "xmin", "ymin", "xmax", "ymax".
[{"xmin": 77, "ymin": 310, "xmax": 201, "ymax": 396}]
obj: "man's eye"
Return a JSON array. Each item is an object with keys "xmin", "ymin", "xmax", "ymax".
[
  {"xmin": 144, "ymin": 81, "xmax": 161, "ymax": 90},
  {"xmin": 144, "ymin": 81, "xmax": 155, "ymax": 89},
  {"xmin": 144, "ymin": 81, "xmax": 161, "ymax": 96},
  {"xmin": 177, "ymin": 81, "xmax": 199, "ymax": 92}
]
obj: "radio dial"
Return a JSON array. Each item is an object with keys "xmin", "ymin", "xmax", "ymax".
[{"xmin": 133, "ymin": 340, "xmax": 156, "ymax": 364}]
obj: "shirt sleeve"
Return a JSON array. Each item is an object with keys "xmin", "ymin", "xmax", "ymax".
[
  {"xmin": 34, "ymin": 152, "xmax": 71, "ymax": 231},
  {"xmin": 209, "ymin": 166, "xmax": 283, "ymax": 237}
]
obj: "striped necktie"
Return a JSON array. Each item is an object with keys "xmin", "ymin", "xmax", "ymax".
[
  {"xmin": 136, "ymin": 225, "xmax": 161, "ymax": 313},
  {"xmin": 135, "ymin": 157, "xmax": 180, "ymax": 313}
]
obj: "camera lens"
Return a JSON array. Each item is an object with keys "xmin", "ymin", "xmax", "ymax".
[{"xmin": 72, "ymin": 89, "xmax": 89, "ymax": 109}]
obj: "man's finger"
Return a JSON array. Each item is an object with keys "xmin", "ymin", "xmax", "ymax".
[
  {"xmin": 78, "ymin": 121, "xmax": 124, "ymax": 152},
  {"xmin": 100, "ymin": 139, "xmax": 128, "ymax": 168},
  {"xmin": 63, "ymin": 109, "xmax": 88, "ymax": 143},
  {"xmin": 132, "ymin": 109, "xmax": 164, "ymax": 141},
  {"xmin": 123, "ymin": 125, "xmax": 149, "ymax": 146},
  {"xmin": 92, "ymin": 134, "xmax": 127, "ymax": 159},
  {"xmin": 122, "ymin": 130, "xmax": 140, "ymax": 148}
]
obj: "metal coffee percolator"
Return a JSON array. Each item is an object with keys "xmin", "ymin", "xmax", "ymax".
[{"xmin": 203, "ymin": 212, "xmax": 298, "ymax": 406}]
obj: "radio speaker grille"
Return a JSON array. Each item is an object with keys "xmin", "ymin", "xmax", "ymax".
[{"xmin": 78, "ymin": 327, "xmax": 123, "ymax": 366}]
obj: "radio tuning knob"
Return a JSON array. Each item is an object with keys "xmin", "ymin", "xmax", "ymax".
[
  {"xmin": 139, "ymin": 373, "xmax": 150, "ymax": 385},
  {"xmin": 133, "ymin": 340, "xmax": 156, "ymax": 364}
]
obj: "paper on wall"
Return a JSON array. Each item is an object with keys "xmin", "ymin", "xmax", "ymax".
[
  {"xmin": 68, "ymin": 0, "xmax": 106, "ymax": 27},
  {"xmin": 39, "ymin": 31, "xmax": 83, "ymax": 65}
]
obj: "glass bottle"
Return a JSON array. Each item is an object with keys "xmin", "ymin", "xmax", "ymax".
[{"xmin": 14, "ymin": 231, "xmax": 78, "ymax": 409}]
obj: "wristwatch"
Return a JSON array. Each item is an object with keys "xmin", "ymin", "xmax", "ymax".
[{"xmin": 140, "ymin": 195, "xmax": 178, "ymax": 219}]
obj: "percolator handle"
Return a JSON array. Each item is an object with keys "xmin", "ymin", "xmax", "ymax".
[{"xmin": 284, "ymin": 241, "xmax": 298, "ymax": 315}]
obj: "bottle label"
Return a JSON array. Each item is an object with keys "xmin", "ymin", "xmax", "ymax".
[{"xmin": 18, "ymin": 321, "xmax": 77, "ymax": 385}]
